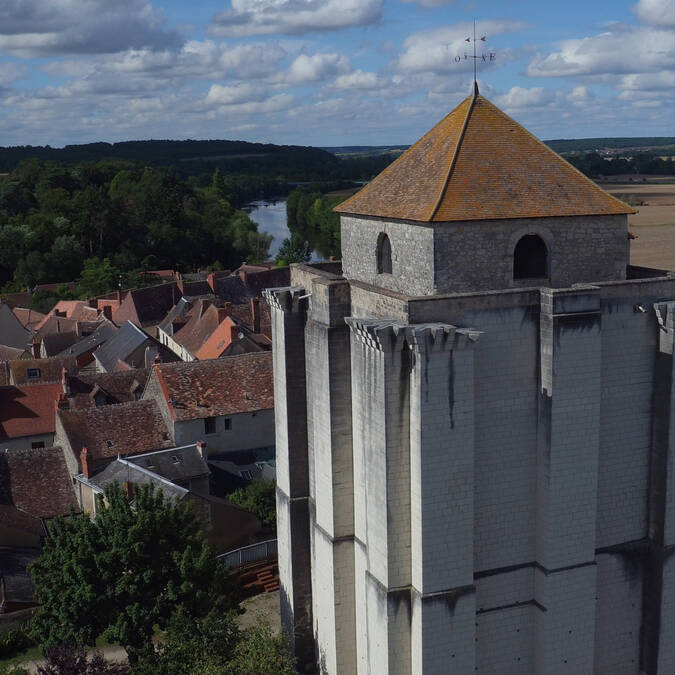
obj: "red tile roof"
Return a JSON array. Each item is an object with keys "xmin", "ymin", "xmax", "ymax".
[
  {"xmin": 0, "ymin": 383, "xmax": 62, "ymax": 440},
  {"xmin": 36, "ymin": 302, "xmax": 99, "ymax": 329},
  {"xmin": 12, "ymin": 307, "xmax": 46, "ymax": 330},
  {"xmin": 0, "ymin": 447, "xmax": 78, "ymax": 519},
  {"xmin": 335, "ymin": 92, "xmax": 634, "ymax": 222},
  {"xmin": 152, "ymin": 352, "xmax": 274, "ymax": 421},
  {"xmin": 10, "ymin": 356, "xmax": 77, "ymax": 385},
  {"xmin": 57, "ymin": 399, "xmax": 173, "ymax": 465}
]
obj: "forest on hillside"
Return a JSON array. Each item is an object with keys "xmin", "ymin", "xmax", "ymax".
[{"xmin": 0, "ymin": 160, "xmax": 273, "ymax": 302}]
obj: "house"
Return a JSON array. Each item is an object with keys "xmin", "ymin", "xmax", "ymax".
[
  {"xmin": 0, "ymin": 302, "xmax": 31, "ymax": 350},
  {"xmin": 208, "ymin": 448, "xmax": 275, "ymax": 496},
  {"xmin": 35, "ymin": 301, "xmax": 101, "ymax": 327},
  {"xmin": 40, "ymin": 330, "xmax": 79, "ymax": 357},
  {"xmin": 55, "ymin": 398, "xmax": 174, "ymax": 476},
  {"xmin": 143, "ymin": 353, "xmax": 274, "ymax": 456},
  {"xmin": 11, "ymin": 307, "xmax": 46, "ymax": 331},
  {"xmin": 65, "ymin": 368, "xmax": 148, "ymax": 409},
  {"xmin": 111, "ymin": 283, "xmax": 183, "ymax": 329},
  {"xmin": 0, "ymin": 346, "xmax": 30, "ymax": 362},
  {"xmin": 6, "ymin": 355, "xmax": 77, "ymax": 385},
  {"xmin": 56, "ymin": 320, "xmax": 118, "ymax": 371},
  {"xmin": 0, "ymin": 446, "xmax": 79, "ymax": 546},
  {"xmin": 157, "ymin": 298, "xmax": 269, "ymax": 361},
  {"xmin": 74, "ymin": 448, "xmax": 211, "ymax": 530},
  {"xmin": 0, "ymin": 383, "xmax": 64, "ymax": 451},
  {"xmin": 93, "ymin": 320, "xmax": 177, "ymax": 372},
  {"xmin": 127, "ymin": 443, "xmax": 210, "ymax": 495}
]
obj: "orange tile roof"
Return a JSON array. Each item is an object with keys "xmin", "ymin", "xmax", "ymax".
[
  {"xmin": 335, "ymin": 91, "xmax": 634, "ymax": 222},
  {"xmin": 0, "ymin": 383, "xmax": 62, "ymax": 440},
  {"xmin": 153, "ymin": 352, "xmax": 273, "ymax": 422}
]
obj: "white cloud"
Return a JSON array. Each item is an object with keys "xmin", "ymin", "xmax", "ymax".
[
  {"xmin": 219, "ymin": 42, "xmax": 287, "ymax": 78},
  {"xmin": 620, "ymin": 70, "xmax": 675, "ymax": 90},
  {"xmin": 283, "ymin": 52, "xmax": 350, "ymax": 84},
  {"xmin": 401, "ymin": 0, "xmax": 456, "ymax": 6},
  {"xmin": 396, "ymin": 20, "xmax": 527, "ymax": 74},
  {"xmin": 209, "ymin": 0, "xmax": 383, "ymax": 37},
  {"xmin": 0, "ymin": 63, "xmax": 27, "ymax": 88},
  {"xmin": 0, "ymin": 0, "xmax": 179, "ymax": 56},
  {"xmin": 205, "ymin": 82, "xmax": 269, "ymax": 105},
  {"xmin": 332, "ymin": 69, "xmax": 385, "ymax": 90},
  {"xmin": 526, "ymin": 27, "xmax": 675, "ymax": 77},
  {"xmin": 633, "ymin": 0, "xmax": 675, "ymax": 27}
]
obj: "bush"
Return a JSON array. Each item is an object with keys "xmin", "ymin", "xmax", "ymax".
[
  {"xmin": 0, "ymin": 627, "xmax": 34, "ymax": 659},
  {"xmin": 229, "ymin": 479, "xmax": 276, "ymax": 527}
]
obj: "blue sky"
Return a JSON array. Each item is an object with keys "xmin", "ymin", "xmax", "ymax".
[{"xmin": 0, "ymin": 0, "xmax": 673, "ymax": 147}]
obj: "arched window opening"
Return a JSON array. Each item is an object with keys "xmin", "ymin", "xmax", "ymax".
[
  {"xmin": 377, "ymin": 233, "xmax": 392, "ymax": 274},
  {"xmin": 514, "ymin": 235, "xmax": 548, "ymax": 279}
]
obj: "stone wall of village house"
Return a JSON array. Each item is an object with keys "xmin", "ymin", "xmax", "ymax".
[
  {"xmin": 279, "ymin": 264, "xmax": 675, "ymax": 674},
  {"xmin": 340, "ymin": 213, "xmax": 628, "ymax": 296},
  {"xmin": 172, "ymin": 409, "xmax": 275, "ymax": 456},
  {"xmin": 0, "ymin": 432, "xmax": 55, "ymax": 453}
]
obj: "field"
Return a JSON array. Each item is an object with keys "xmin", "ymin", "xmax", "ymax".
[{"xmin": 601, "ymin": 177, "xmax": 675, "ymax": 270}]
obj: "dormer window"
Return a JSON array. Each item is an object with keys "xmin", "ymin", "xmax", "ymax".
[{"xmin": 377, "ymin": 233, "xmax": 392, "ymax": 274}]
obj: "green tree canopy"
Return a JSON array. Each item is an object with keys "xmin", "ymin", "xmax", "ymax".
[
  {"xmin": 29, "ymin": 483, "xmax": 237, "ymax": 665},
  {"xmin": 229, "ymin": 478, "xmax": 276, "ymax": 527}
]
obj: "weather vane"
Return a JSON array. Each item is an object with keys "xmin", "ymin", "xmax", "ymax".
[{"xmin": 452, "ymin": 20, "xmax": 496, "ymax": 87}]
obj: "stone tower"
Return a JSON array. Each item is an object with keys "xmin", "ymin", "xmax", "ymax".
[{"xmin": 265, "ymin": 86, "xmax": 675, "ymax": 674}]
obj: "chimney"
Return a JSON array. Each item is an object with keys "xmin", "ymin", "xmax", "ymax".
[
  {"xmin": 31, "ymin": 339, "xmax": 40, "ymax": 359},
  {"xmin": 88, "ymin": 298, "xmax": 97, "ymax": 308},
  {"xmin": 230, "ymin": 325, "xmax": 241, "ymax": 343},
  {"xmin": 116, "ymin": 289, "xmax": 122, "ymax": 303},
  {"xmin": 81, "ymin": 447, "xmax": 90, "ymax": 478},
  {"xmin": 101, "ymin": 305, "xmax": 112, "ymax": 321},
  {"xmin": 207, "ymin": 272, "xmax": 216, "ymax": 293},
  {"xmin": 217, "ymin": 307, "xmax": 231, "ymax": 323},
  {"xmin": 196, "ymin": 440, "xmax": 207, "ymax": 458},
  {"xmin": 61, "ymin": 368, "xmax": 70, "ymax": 395},
  {"xmin": 250, "ymin": 297, "xmax": 260, "ymax": 334},
  {"xmin": 123, "ymin": 481, "xmax": 134, "ymax": 502},
  {"xmin": 55, "ymin": 392, "xmax": 69, "ymax": 410}
]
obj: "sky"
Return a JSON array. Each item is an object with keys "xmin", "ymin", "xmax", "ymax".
[{"xmin": 0, "ymin": 0, "xmax": 673, "ymax": 147}]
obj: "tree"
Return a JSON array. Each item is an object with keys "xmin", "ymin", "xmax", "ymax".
[
  {"xmin": 229, "ymin": 478, "xmax": 276, "ymax": 527},
  {"xmin": 276, "ymin": 233, "xmax": 312, "ymax": 265},
  {"xmin": 145, "ymin": 610, "xmax": 295, "ymax": 675},
  {"xmin": 223, "ymin": 619, "xmax": 296, "ymax": 675},
  {"xmin": 37, "ymin": 646, "xmax": 128, "ymax": 674},
  {"xmin": 77, "ymin": 257, "xmax": 121, "ymax": 297},
  {"xmin": 29, "ymin": 484, "xmax": 237, "ymax": 665}
]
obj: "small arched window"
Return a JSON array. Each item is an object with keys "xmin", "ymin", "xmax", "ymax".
[
  {"xmin": 377, "ymin": 233, "xmax": 392, "ymax": 274},
  {"xmin": 514, "ymin": 234, "xmax": 548, "ymax": 279}
]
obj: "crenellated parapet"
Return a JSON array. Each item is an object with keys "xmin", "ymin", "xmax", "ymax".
[
  {"xmin": 346, "ymin": 317, "xmax": 480, "ymax": 354},
  {"xmin": 263, "ymin": 285, "xmax": 308, "ymax": 314}
]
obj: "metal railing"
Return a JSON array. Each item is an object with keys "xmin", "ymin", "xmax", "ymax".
[{"xmin": 218, "ymin": 538, "xmax": 278, "ymax": 568}]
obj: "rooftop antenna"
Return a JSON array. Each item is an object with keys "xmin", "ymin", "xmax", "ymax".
[{"xmin": 451, "ymin": 21, "xmax": 495, "ymax": 95}]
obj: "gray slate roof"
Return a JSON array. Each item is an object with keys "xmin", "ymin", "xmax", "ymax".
[
  {"xmin": 94, "ymin": 321, "xmax": 150, "ymax": 372},
  {"xmin": 82, "ymin": 457, "xmax": 188, "ymax": 504},
  {"xmin": 128, "ymin": 444, "xmax": 209, "ymax": 483},
  {"xmin": 58, "ymin": 320, "xmax": 118, "ymax": 358}
]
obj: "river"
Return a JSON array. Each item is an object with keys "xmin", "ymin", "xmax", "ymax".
[{"xmin": 242, "ymin": 199, "xmax": 290, "ymax": 257}]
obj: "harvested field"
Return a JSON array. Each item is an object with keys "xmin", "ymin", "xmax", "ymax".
[{"xmin": 601, "ymin": 180, "xmax": 675, "ymax": 270}]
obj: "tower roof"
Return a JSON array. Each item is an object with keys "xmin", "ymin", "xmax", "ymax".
[{"xmin": 335, "ymin": 92, "xmax": 633, "ymax": 222}]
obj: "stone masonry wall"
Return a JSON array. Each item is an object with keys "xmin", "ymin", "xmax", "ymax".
[{"xmin": 341, "ymin": 213, "xmax": 627, "ymax": 295}]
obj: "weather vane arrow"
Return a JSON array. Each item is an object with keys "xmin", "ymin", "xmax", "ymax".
[{"xmin": 451, "ymin": 21, "xmax": 496, "ymax": 87}]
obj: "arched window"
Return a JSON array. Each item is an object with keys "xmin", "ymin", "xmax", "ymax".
[
  {"xmin": 377, "ymin": 233, "xmax": 392, "ymax": 274},
  {"xmin": 513, "ymin": 234, "xmax": 548, "ymax": 279}
]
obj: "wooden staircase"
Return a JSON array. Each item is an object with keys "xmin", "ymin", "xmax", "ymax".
[{"xmin": 237, "ymin": 560, "xmax": 280, "ymax": 595}]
